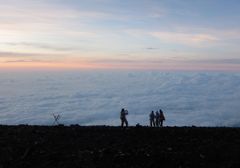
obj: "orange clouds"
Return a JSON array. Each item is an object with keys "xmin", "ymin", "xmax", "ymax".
[
  {"xmin": 1, "ymin": 59, "xmax": 239, "ymax": 72},
  {"xmin": 0, "ymin": 62, "xmax": 96, "ymax": 70}
]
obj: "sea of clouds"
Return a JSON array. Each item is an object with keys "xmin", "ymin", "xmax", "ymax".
[{"xmin": 0, "ymin": 70, "xmax": 240, "ymax": 127}]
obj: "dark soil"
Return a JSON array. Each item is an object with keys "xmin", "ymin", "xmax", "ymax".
[{"xmin": 0, "ymin": 125, "xmax": 240, "ymax": 168}]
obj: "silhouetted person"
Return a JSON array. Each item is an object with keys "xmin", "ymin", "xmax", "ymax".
[
  {"xmin": 120, "ymin": 108, "xmax": 128, "ymax": 127},
  {"xmin": 149, "ymin": 111, "xmax": 155, "ymax": 127},
  {"xmin": 159, "ymin": 109, "xmax": 165, "ymax": 127},
  {"xmin": 155, "ymin": 111, "xmax": 160, "ymax": 127}
]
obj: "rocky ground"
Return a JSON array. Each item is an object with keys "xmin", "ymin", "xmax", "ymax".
[{"xmin": 0, "ymin": 125, "xmax": 240, "ymax": 168}]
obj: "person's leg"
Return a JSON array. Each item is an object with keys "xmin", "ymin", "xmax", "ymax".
[{"xmin": 125, "ymin": 119, "xmax": 128, "ymax": 127}]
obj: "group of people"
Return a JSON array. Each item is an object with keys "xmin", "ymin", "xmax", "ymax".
[
  {"xmin": 120, "ymin": 108, "xmax": 165, "ymax": 128},
  {"xmin": 149, "ymin": 110, "xmax": 165, "ymax": 127}
]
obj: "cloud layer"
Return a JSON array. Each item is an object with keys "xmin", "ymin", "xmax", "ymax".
[{"xmin": 0, "ymin": 70, "xmax": 240, "ymax": 127}]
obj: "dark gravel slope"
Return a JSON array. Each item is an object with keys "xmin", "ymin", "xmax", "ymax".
[{"xmin": 0, "ymin": 125, "xmax": 240, "ymax": 168}]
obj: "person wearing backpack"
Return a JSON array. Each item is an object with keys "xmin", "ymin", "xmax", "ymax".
[{"xmin": 159, "ymin": 109, "xmax": 165, "ymax": 127}]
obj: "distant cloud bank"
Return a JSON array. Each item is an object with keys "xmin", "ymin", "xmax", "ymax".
[{"xmin": 0, "ymin": 71, "xmax": 240, "ymax": 127}]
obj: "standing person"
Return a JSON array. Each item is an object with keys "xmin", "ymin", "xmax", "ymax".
[
  {"xmin": 159, "ymin": 109, "xmax": 165, "ymax": 127},
  {"xmin": 155, "ymin": 111, "xmax": 160, "ymax": 127},
  {"xmin": 149, "ymin": 111, "xmax": 155, "ymax": 127},
  {"xmin": 120, "ymin": 108, "xmax": 128, "ymax": 127}
]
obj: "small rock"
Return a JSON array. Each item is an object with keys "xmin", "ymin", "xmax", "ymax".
[{"xmin": 200, "ymin": 154, "xmax": 205, "ymax": 159}]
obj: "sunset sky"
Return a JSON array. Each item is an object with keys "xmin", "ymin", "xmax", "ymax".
[{"xmin": 0, "ymin": 0, "xmax": 240, "ymax": 71}]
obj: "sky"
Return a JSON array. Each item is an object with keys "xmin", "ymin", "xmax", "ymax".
[{"xmin": 0, "ymin": 0, "xmax": 240, "ymax": 71}]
